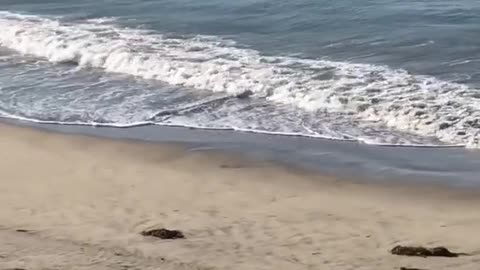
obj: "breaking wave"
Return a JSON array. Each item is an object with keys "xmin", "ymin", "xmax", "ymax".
[{"xmin": 1, "ymin": 11, "xmax": 480, "ymax": 148}]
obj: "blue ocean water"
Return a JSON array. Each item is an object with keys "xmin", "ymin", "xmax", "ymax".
[{"xmin": 1, "ymin": 0, "xmax": 480, "ymax": 147}]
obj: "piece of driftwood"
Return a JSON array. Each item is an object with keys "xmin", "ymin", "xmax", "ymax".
[
  {"xmin": 400, "ymin": 267, "xmax": 427, "ymax": 270},
  {"xmin": 141, "ymin": 228, "xmax": 185, "ymax": 239},
  {"xmin": 391, "ymin": 245, "xmax": 464, "ymax": 257}
]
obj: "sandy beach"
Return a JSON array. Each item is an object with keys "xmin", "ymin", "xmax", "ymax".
[{"xmin": 1, "ymin": 123, "xmax": 480, "ymax": 270}]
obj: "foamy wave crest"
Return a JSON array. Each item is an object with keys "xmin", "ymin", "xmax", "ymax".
[{"xmin": 1, "ymin": 11, "xmax": 480, "ymax": 148}]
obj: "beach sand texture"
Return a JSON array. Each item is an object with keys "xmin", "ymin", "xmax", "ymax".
[{"xmin": 1, "ymin": 124, "xmax": 479, "ymax": 270}]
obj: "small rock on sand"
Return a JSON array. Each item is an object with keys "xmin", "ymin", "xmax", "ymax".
[
  {"xmin": 391, "ymin": 245, "xmax": 461, "ymax": 257},
  {"xmin": 141, "ymin": 228, "xmax": 185, "ymax": 239}
]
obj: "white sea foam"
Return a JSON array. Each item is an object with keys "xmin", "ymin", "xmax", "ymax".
[{"xmin": 1, "ymin": 11, "xmax": 480, "ymax": 147}]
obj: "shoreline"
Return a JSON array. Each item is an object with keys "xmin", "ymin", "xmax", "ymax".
[
  {"xmin": 1, "ymin": 122, "xmax": 480, "ymax": 269},
  {"xmin": 4, "ymin": 118, "xmax": 480, "ymax": 189},
  {"xmin": 3, "ymin": 119, "xmax": 480, "ymax": 199}
]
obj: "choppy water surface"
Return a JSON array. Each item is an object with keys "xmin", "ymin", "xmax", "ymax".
[{"xmin": 1, "ymin": 1, "xmax": 480, "ymax": 147}]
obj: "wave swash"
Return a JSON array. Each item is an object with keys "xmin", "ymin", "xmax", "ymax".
[{"xmin": 1, "ymin": 11, "xmax": 480, "ymax": 148}]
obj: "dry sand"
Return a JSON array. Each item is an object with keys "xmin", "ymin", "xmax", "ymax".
[{"xmin": 0, "ymin": 123, "xmax": 479, "ymax": 270}]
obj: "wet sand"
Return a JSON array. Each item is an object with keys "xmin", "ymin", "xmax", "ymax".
[
  {"xmin": 7, "ymin": 119, "xmax": 480, "ymax": 188},
  {"xmin": 1, "ymin": 123, "xmax": 480, "ymax": 270}
]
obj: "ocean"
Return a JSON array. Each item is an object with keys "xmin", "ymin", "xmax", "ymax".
[{"xmin": 1, "ymin": 0, "xmax": 480, "ymax": 148}]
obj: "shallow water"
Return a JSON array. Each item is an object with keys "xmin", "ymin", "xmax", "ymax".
[{"xmin": 1, "ymin": 1, "xmax": 480, "ymax": 147}]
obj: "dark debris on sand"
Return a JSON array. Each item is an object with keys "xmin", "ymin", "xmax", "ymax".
[
  {"xmin": 400, "ymin": 267, "xmax": 428, "ymax": 270},
  {"xmin": 391, "ymin": 245, "xmax": 464, "ymax": 257},
  {"xmin": 141, "ymin": 228, "xmax": 185, "ymax": 239}
]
